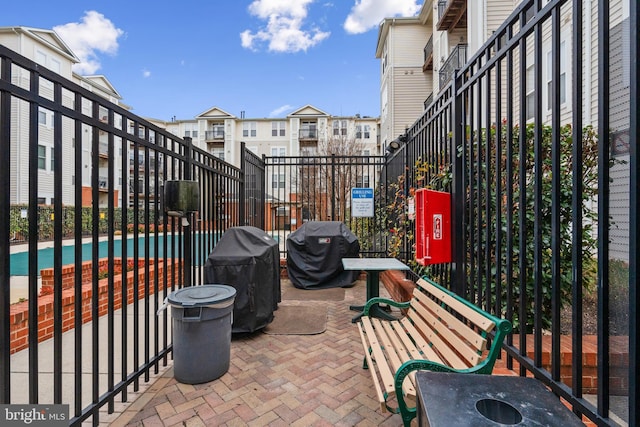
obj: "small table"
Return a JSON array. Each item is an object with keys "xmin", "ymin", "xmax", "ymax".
[
  {"xmin": 415, "ymin": 372, "xmax": 585, "ymax": 427},
  {"xmin": 342, "ymin": 257, "xmax": 410, "ymax": 323}
]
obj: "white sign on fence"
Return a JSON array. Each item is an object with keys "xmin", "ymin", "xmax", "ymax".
[{"xmin": 351, "ymin": 187, "xmax": 374, "ymax": 218}]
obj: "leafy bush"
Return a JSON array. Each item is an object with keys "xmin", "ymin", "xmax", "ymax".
[
  {"xmin": 383, "ymin": 123, "xmax": 606, "ymax": 332},
  {"xmin": 9, "ymin": 205, "xmax": 159, "ymax": 242},
  {"xmin": 463, "ymin": 122, "xmax": 602, "ymax": 332}
]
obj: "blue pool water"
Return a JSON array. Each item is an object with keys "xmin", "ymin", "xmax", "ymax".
[{"xmin": 10, "ymin": 234, "xmax": 219, "ymax": 276}]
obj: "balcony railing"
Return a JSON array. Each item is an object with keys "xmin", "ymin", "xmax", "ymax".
[
  {"xmin": 439, "ymin": 44, "xmax": 468, "ymax": 89},
  {"xmin": 437, "ymin": 0, "xmax": 467, "ymax": 31},
  {"xmin": 98, "ymin": 176, "xmax": 108, "ymax": 191},
  {"xmin": 205, "ymin": 129, "xmax": 225, "ymax": 141},
  {"xmin": 299, "ymin": 129, "xmax": 317, "ymax": 140},
  {"xmin": 423, "ymin": 35, "xmax": 434, "ymax": 71}
]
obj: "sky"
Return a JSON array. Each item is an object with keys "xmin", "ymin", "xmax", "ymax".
[{"xmin": 2, "ymin": 0, "xmax": 423, "ymax": 122}]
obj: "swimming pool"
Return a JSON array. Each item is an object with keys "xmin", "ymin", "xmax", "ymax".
[{"xmin": 10, "ymin": 234, "xmax": 221, "ymax": 276}]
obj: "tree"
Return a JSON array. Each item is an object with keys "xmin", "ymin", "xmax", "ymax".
[{"xmin": 295, "ymin": 135, "xmax": 365, "ymax": 222}]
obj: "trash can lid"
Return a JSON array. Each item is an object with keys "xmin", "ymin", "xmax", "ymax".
[{"xmin": 168, "ymin": 285, "xmax": 236, "ymax": 307}]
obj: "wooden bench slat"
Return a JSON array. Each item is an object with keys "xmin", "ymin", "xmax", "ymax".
[
  {"xmin": 408, "ymin": 306, "xmax": 470, "ymax": 369},
  {"xmin": 374, "ymin": 319, "xmax": 417, "ymax": 398},
  {"xmin": 386, "ymin": 319, "xmax": 423, "ymax": 361},
  {"xmin": 414, "ymin": 289, "xmax": 489, "ymax": 352},
  {"xmin": 360, "ymin": 316, "xmax": 397, "ymax": 397},
  {"xmin": 417, "ymin": 278, "xmax": 495, "ymax": 332},
  {"xmin": 399, "ymin": 317, "xmax": 445, "ymax": 364},
  {"xmin": 410, "ymin": 296, "xmax": 483, "ymax": 366},
  {"xmin": 357, "ymin": 322, "xmax": 388, "ymax": 412}
]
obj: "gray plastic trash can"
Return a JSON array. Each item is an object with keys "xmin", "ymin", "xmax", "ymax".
[{"xmin": 168, "ymin": 285, "xmax": 236, "ymax": 384}]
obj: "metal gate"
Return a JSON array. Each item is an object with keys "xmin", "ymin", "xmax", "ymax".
[{"xmin": 263, "ymin": 154, "xmax": 387, "ymax": 258}]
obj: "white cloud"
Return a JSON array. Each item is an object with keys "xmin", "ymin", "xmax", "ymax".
[
  {"xmin": 54, "ymin": 11, "xmax": 124, "ymax": 74},
  {"xmin": 343, "ymin": 0, "xmax": 421, "ymax": 34},
  {"xmin": 269, "ymin": 104, "xmax": 294, "ymax": 117},
  {"xmin": 241, "ymin": 0, "xmax": 330, "ymax": 53},
  {"xmin": 142, "ymin": 69, "xmax": 151, "ymax": 78}
]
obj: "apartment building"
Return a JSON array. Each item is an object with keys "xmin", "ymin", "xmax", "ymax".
[
  {"xmin": 0, "ymin": 26, "xmax": 129, "ymax": 208},
  {"xmin": 376, "ymin": 1, "xmax": 514, "ymax": 150},
  {"xmin": 378, "ymin": 0, "xmax": 632, "ymax": 260},
  {"xmin": 151, "ymin": 104, "xmax": 380, "ymax": 168}
]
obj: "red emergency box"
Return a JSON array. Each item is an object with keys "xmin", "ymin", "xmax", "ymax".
[{"xmin": 415, "ymin": 188, "xmax": 452, "ymax": 265}]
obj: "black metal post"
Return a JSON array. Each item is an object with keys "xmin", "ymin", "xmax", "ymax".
[
  {"xmin": 239, "ymin": 142, "xmax": 246, "ymax": 225},
  {"xmin": 0, "ymin": 56, "xmax": 11, "ymax": 404},
  {"xmin": 183, "ymin": 137, "xmax": 193, "ymax": 287},
  {"xmin": 451, "ymin": 70, "xmax": 465, "ymax": 296},
  {"xmin": 629, "ymin": 0, "xmax": 639, "ymax": 424}
]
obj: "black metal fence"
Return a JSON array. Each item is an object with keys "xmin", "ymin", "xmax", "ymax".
[
  {"xmin": 262, "ymin": 154, "xmax": 387, "ymax": 258},
  {"xmin": 387, "ymin": 0, "xmax": 636, "ymax": 424},
  {"xmin": 0, "ymin": 44, "xmax": 245, "ymax": 425}
]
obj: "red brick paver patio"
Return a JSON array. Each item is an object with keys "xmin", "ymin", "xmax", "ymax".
[
  {"xmin": 106, "ymin": 278, "xmax": 590, "ymax": 427},
  {"xmin": 110, "ymin": 280, "xmax": 403, "ymax": 426}
]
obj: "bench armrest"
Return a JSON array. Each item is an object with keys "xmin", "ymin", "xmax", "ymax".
[
  {"xmin": 394, "ymin": 360, "xmax": 476, "ymax": 424},
  {"xmin": 362, "ymin": 297, "xmax": 411, "ymax": 316}
]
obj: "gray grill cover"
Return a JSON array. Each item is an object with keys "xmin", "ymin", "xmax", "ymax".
[
  {"xmin": 286, "ymin": 221, "xmax": 360, "ymax": 289},
  {"xmin": 204, "ymin": 226, "xmax": 280, "ymax": 333}
]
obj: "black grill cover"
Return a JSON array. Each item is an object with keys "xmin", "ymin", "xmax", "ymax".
[
  {"xmin": 286, "ymin": 221, "xmax": 360, "ymax": 289},
  {"xmin": 204, "ymin": 226, "xmax": 280, "ymax": 333}
]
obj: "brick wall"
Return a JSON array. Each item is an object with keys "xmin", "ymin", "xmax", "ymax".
[{"xmin": 9, "ymin": 258, "xmax": 182, "ymax": 354}]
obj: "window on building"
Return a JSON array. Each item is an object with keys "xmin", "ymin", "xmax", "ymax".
[
  {"xmin": 301, "ymin": 121, "xmax": 317, "ymax": 138},
  {"xmin": 364, "ymin": 125, "xmax": 371, "ymax": 138},
  {"xmin": 50, "ymin": 147, "xmax": 55, "ymax": 171},
  {"xmin": 38, "ymin": 110, "xmax": 47, "ymax": 126},
  {"xmin": 37, "ymin": 197, "xmax": 47, "ymax": 205},
  {"xmin": 526, "ymin": 64, "xmax": 535, "ymax": 121},
  {"xmin": 49, "ymin": 57, "xmax": 61, "ymax": 74},
  {"xmin": 272, "ymin": 173, "xmax": 286, "ymax": 189},
  {"xmin": 272, "ymin": 121, "xmax": 286, "ymax": 136},
  {"xmin": 211, "ymin": 123, "xmax": 225, "ymax": 138},
  {"xmin": 271, "ymin": 147, "xmax": 286, "ymax": 163},
  {"xmin": 546, "ymin": 40, "xmax": 567, "ymax": 110},
  {"xmin": 35, "ymin": 50, "xmax": 47, "ymax": 66},
  {"xmin": 333, "ymin": 120, "xmax": 347, "ymax": 136},
  {"xmin": 243, "ymin": 122, "xmax": 257, "ymax": 137},
  {"xmin": 382, "ymin": 42, "xmax": 388, "ymax": 75},
  {"xmin": 38, "ymin": 145, "xmax": 47, "ymax": 170},
  {"xmin": 184, "ymin": 123, "xmax": 198, "ymax": 138},
  {"xmin": 212, "ymin": 148, "xmax": 225, "ymax": 161},
  {"xmin": 356, "ymin": 125, "xmax": 362, "ymax": 139},
  {"xmin": 356, "ymin": 175, "xmax": 370, "ymax": 188}
]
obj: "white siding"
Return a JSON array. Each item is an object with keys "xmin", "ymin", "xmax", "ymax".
[{"xmin": 392, "ymin": 68, "xmax": 431, "ymax": 137}]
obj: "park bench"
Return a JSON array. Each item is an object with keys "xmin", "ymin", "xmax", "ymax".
[{"xmin": 356, "ymin": 276, "xmax": 512, "ymax": 427}]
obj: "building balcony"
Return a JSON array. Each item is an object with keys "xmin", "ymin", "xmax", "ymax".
[
  {"xmin": 439, "ymin": 44, "xmax": 468, "ymax": 89},
  {"xmin": 205, "ymin": 130, "xmax": 225, "ymax": 142},
  {"xmin": 437, "ymin": 0, "xmax": 467, "ymax": 31},
  {"xmin": 423, "ymin": 35, "xmax": 434, "ymax": 71},
  {"xmin": 299, "ymin": 129, "xmax": 318, "ymax": 143},
  {"xmin": 98, "ymin": 176, "xmax": 108, "ymax": 192},
  {"xmin": 98, "ymin": 142, "xmax": 109, "ymax": 159}
]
